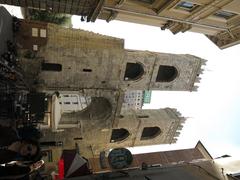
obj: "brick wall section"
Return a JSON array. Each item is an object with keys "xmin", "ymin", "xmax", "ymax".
[{"xmin": 88, "ymin": 147, "xmax": 205, "ymax": 173}]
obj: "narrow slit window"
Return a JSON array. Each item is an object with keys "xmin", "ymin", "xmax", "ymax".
[
  {"xmin": 41, "ymin": 63, "xmax": 62, "ymax": 72},
  {"xmin": 137, "ymin": 115, "xmax": 149, "ymax": 118},
  {"xmin": 83, "ymin": 69, "xmax": 92, "ymax": 72}
]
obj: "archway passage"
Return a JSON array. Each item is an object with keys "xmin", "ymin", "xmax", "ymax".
[
  {"xmin": 110, "ymin": 128, "xmax": 130, "ymax": 143},
  {"xmin": 82, "ymin": 97, "xmax": 112, "ymax": 120},
  {"xmin": 124, "ymin": 63, "xmax": 144, "ymax": 81},
  {"xmin": 141, "ymin": 127, "xmax": 161, "ymax": 140},
  {"xmin": 61, "ymin": 97, "xmax": 112, "ymax": 122},
  {"xmin": 156, "ymin": 65, "xmax": 178, "ymax": 82}
]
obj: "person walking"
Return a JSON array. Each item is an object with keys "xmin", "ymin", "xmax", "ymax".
[{"xmin": 0, "ymin": 125, "xmax": 41, "ymax": 164}]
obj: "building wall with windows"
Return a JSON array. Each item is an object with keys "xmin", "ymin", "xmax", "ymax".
[
  {"xmin": 98, "ymin": 0, "xmax": 240, "ymax": 49},
  {"xmin": 16, "ymin": 20, "xmax": 48, "ymax": 52},
  {"xmin": 3, "ymin": 0, "xmax": 240, "ymax": 49}
]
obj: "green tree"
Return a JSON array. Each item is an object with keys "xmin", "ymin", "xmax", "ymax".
[{"xmin": 28, "ymin": 9, "xmax": 72, "ymax": 27}]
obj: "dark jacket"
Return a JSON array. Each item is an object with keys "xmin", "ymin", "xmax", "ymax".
[
  {"xmin": 0, "ymin": 125, "xmax": 19, "ymax": 164},
  {"xmin": 0, "ymin": 164, "xmax": 31, "ymax": 179}
]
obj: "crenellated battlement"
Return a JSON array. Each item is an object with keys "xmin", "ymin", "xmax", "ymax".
[
  {"xmin": 191, "ymin": 58, "xmax": 206, "ymax": 91},
  {"xmin": 164, "ymin": 108, "xmax": 186, "ymax": 144}
]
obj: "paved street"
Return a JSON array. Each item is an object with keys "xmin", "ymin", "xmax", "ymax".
[{"xmin": 0, "ymin": 6, "xmax": 13, "ymax": 56}]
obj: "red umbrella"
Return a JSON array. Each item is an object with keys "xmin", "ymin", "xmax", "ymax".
[{"xmin": 58, "ymin": 159, "xmax": 64, "ymax": 180}]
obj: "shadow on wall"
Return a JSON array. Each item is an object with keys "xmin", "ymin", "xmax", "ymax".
[{"xmin": 61, "ymin": 97, "xmax": 112, "ymax": 121}]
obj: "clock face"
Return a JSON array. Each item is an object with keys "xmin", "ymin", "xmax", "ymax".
[{"xmin": 108, "ymin": 148, "xmax": 133, "ymax": 169}]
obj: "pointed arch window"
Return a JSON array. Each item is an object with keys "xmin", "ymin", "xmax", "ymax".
[
  {"xmin": 124, "ymin": 63, "xmax": 144, "ymax": 81},
  {"xmin": 156, "ymin": 65, "xmax": 178, "ymax": 82},
  {"xmin": 111, "ymin": 128, "xmax": 130, "ymax": 143},
  {"xmin": 141, "ymin": 127, "xmax": 161, "ymax": 140}
]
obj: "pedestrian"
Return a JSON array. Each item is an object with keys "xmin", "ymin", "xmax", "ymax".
[{"xmin": 0, "ymin": 125, "xmax": 41, "ymax": 165}]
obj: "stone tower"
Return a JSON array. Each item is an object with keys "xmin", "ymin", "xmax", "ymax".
[
  {"xmin": 107, "ymin": 108, "xmax": 185, "ymax": 149},
  {"xmin": 41, "ymin": 107, "xmax": 185, "ymax": 157},
  {"xmin": 17, "ymin": 20, "xmax": 205, "ymax": 92},
  {"xmin": 15, "ymin": 19, "xmax": 205, "ymax": 158}
]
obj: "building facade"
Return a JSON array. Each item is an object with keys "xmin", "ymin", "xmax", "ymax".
[
  {"xmin": 69, "ymin": 159, "xmax": 240, "ymax": 180},
  {"xmin": 2, "ymin": 0, "xmax": 240, "ymax": 49},
  {"xmin": 98, "ymin": 0, "xmax": 240, "ymax": 49},
  {"xmin": 62, "ymin": 141, "xmax": 240, "ymax": 180},
  {"xmin": 14, "ymin": 19, "xmax": 205, "ymax": 158},
  {"xmin": 88, "ymin": 141, "xmax": 213, "ymax": 174}
]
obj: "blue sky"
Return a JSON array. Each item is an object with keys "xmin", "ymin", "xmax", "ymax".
[{"xmin": 2, "ymin": 4, "xmax": 239, "ymax": 159}]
